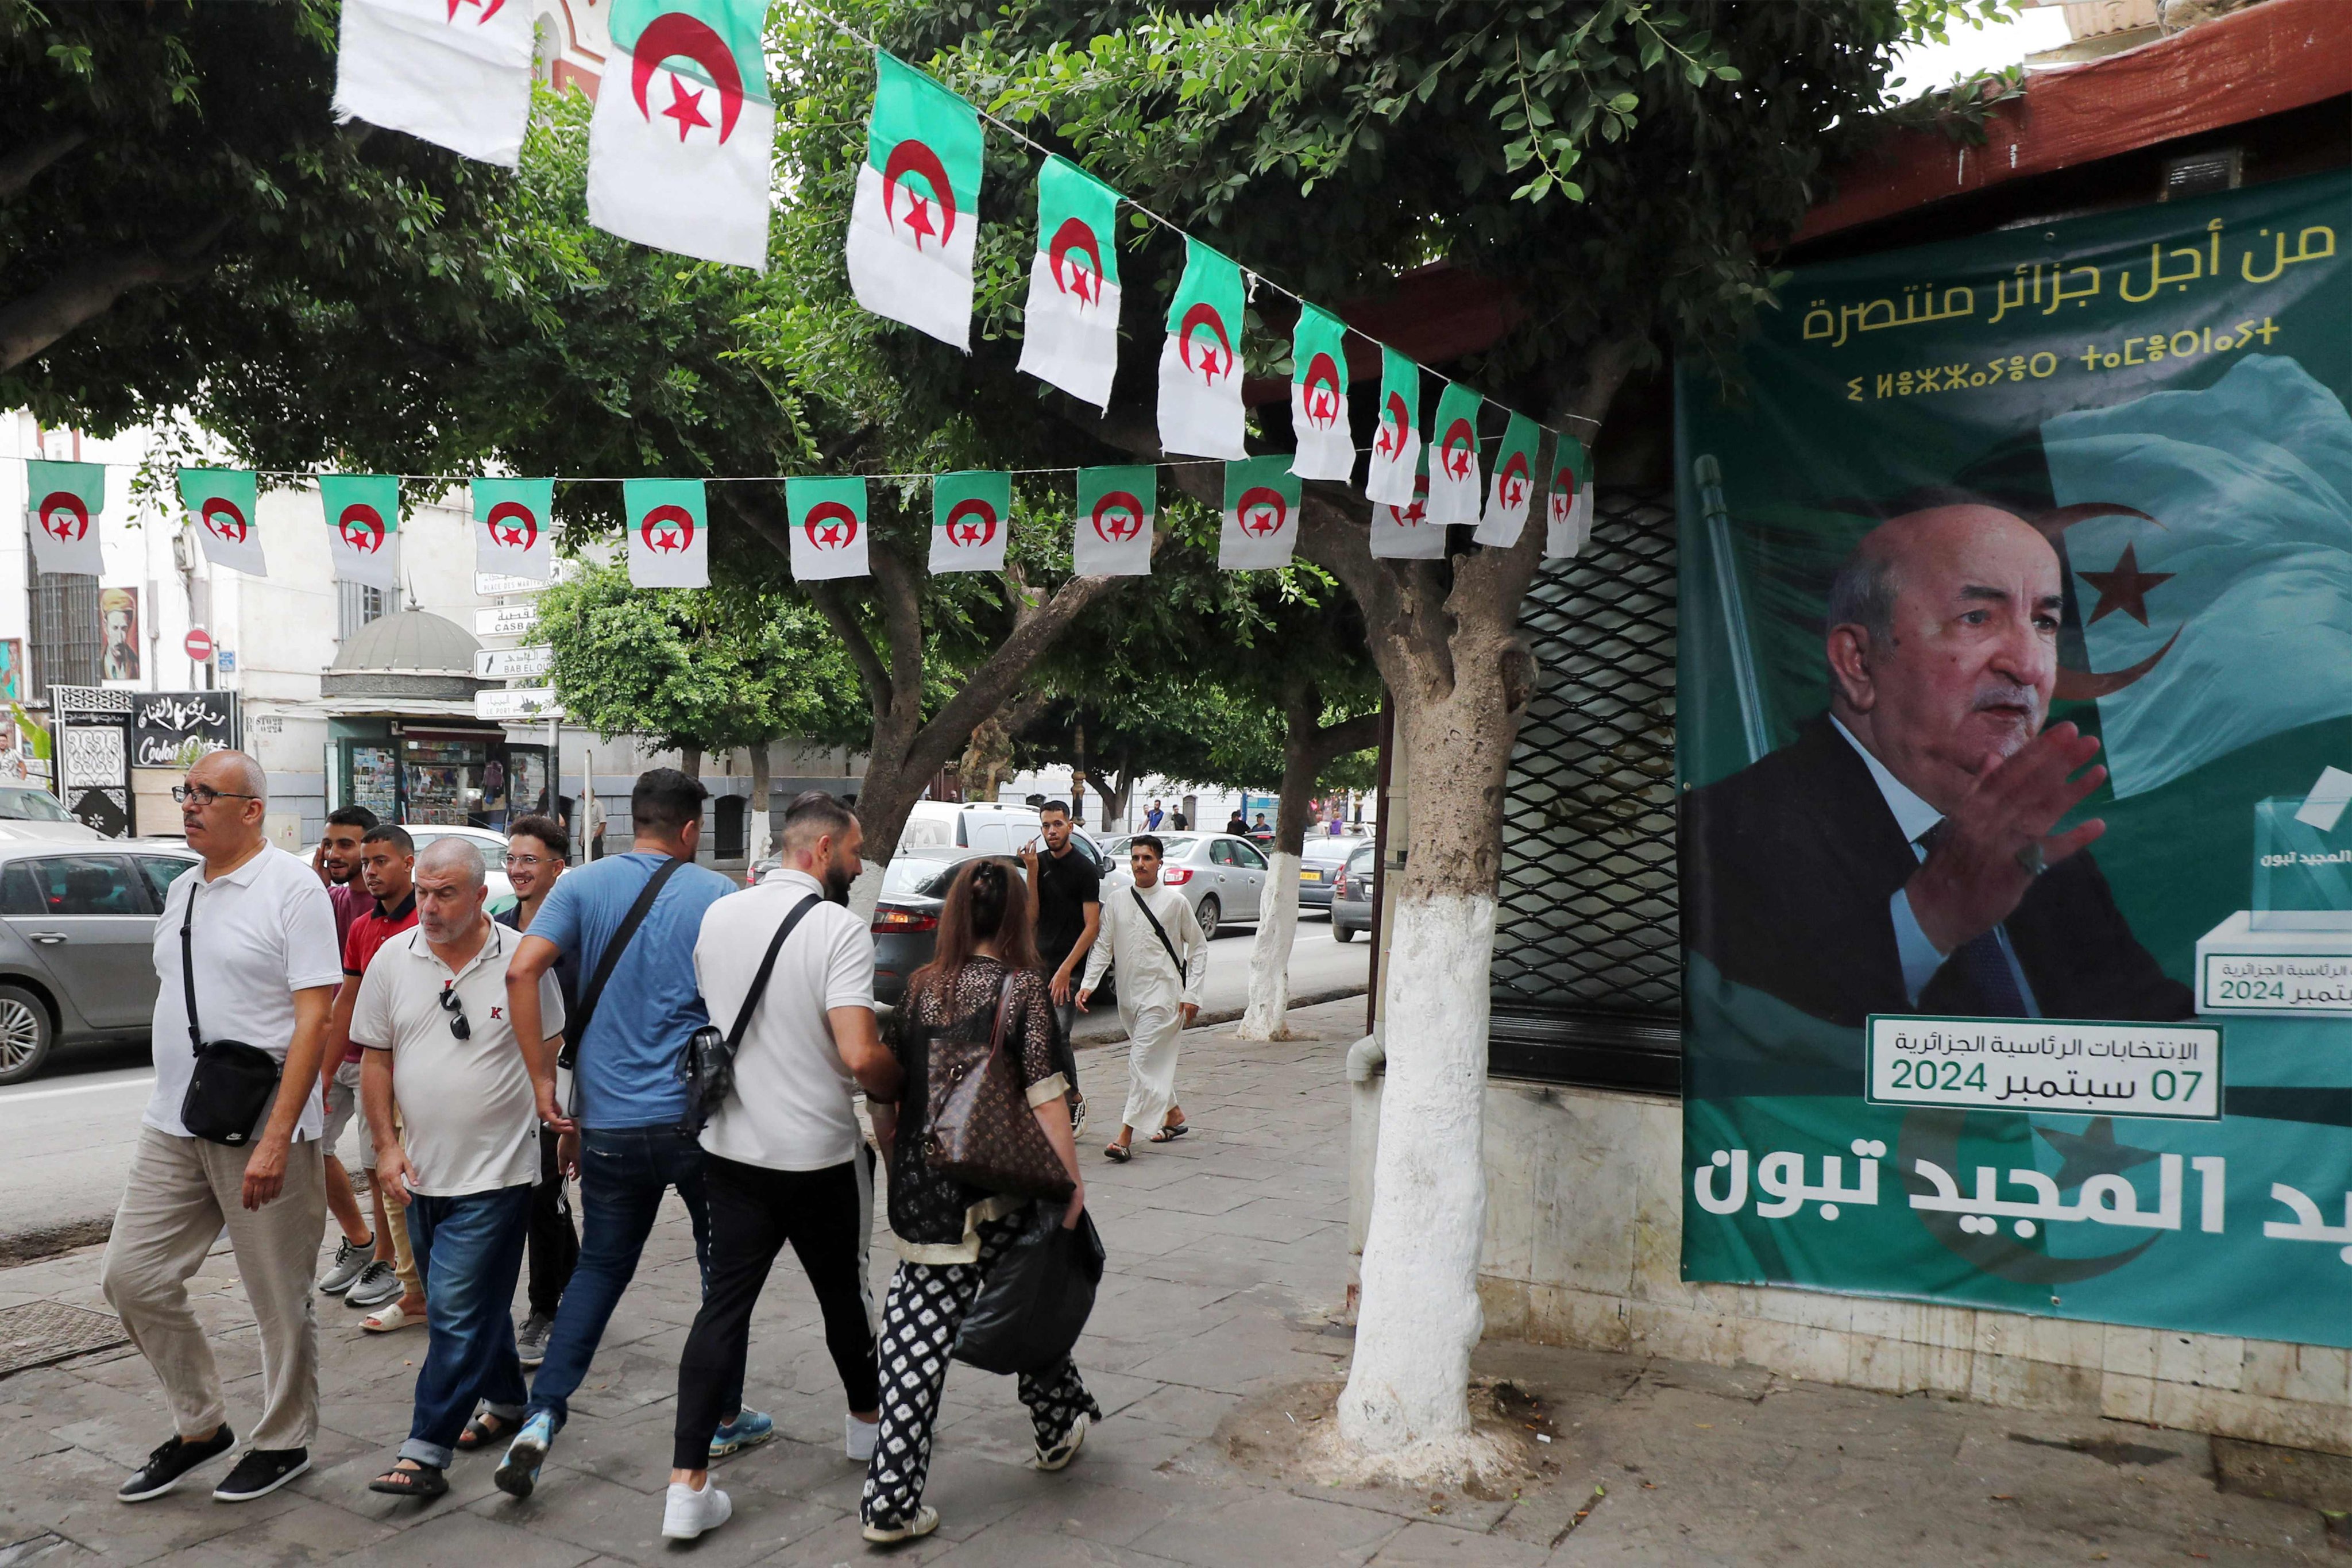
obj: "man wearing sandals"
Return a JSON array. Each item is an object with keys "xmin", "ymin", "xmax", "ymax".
[
  {"xmin": 354, "ymin": 838, "xmax": 566, "ymax": 1500},
  {"xmin": 1076, "ymin": 836, "xmax": 1206, "ymax": 1161}
]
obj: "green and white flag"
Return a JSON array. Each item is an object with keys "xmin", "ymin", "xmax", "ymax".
[
  {"xmin": 25, "ymin": 459, "xmax": 104, "ymax": 576},
  {"xmin": 931, "ymin": 471, "xmax": 1010, "ymax": 573},
  {"xmin": 333, "ymin": 0, "xmax": 535, "ymax": 168},
  {"xmin": 1073, "ymin": 466, "xmax": 1154, "ymax": 577},
  {"xmin": 624, "ymin": 477, "xmax": 709, "ymax": 588},
  {"xmin": 788, "ymin": 476, "xmax": 870, "ymax": 581},
  {"xmin": 1157, "ymin": 238, "xmax": 1246, "ymax": 459},
  {"xmin": 1015, "ymin": 156, "xmax": 1121, "ymax": 408},
  {"xmin": 321, "ymin": 474, "xmax": 401, "ymax": 591},
  {"xmin": 1473, "ymin": 412, "xmax": 1541, "ymax": 547},
  {"xmin": 1546, "ymin": 436, "xmax": 1594, "ymax": 559},
  {"xmin": 586, "ymin": 0, "xmax": 774, "ymax": 269},
  {"xmin": 1426, "ymin": 381, "xmax": 1485, "ymax": 527},
  {"xmin": 1289, "ymin": 306, "xmax": 1353, "ymax": 482},
  {"xmin": 179, "ymin": 468, "xmax": 266, "ymax": 577},
  {"xmin": 1365, "ymin": 347, "xmax": 1422, "ymax": 507},
  {"xmin": 1370, "ymin": 450, "xmax": 1439, "ymax": 561},
  {"xmin": 473, "ymin": 477, "xmax": 556, "ymax": 580},
  {"xmin": 846, "ymin": 51, "xmax": 983, "ymax": 350},
  {"xmin": 1220, "ymin": 456, "xmax": 1300, "ymax": 571}
]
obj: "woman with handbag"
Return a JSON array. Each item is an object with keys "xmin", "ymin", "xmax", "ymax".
[{"xmin": 861, "ymin": 858, "xmax": 1099, "ymax": 1545}]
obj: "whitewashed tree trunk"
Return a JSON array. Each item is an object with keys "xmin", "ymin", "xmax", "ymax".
[
  {"xmin": 1237, "ymin": 853, "xmax": 1299, "ymax": 1038},
  {"xmin": 1238, "ymin": 690, "xmax": 1377, "ymax": 1043},
  {"xmin": 746, "ymin": 744, "xmax": 773, "ymax": 868}
]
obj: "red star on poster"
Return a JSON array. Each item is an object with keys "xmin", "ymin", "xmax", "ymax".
[{"xmin": 661, "ymin": 75, "xmax": 710, "ymax": 140}]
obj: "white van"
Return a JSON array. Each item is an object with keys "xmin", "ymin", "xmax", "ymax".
[{"xmin": 897, "ymin": 801, "xmax": 1104, "ymax": 864}]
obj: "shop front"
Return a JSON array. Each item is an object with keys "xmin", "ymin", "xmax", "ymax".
[{"xmin": 331, "ymin": 718, "xmax": 553, "ymax": 829}]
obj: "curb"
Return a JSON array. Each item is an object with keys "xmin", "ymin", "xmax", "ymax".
[{"xmin": 1070, "ymin": 985, "xmax": 1368, "ymax": 1050}]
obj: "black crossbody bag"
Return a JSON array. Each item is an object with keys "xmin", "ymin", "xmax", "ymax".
[
  {"xmin": 177, "ymin": 890, "xmax": 283, "ymax": 1148},
  {"xmin": 680, "ymin": 893, "xmax": 821, "ymax": 1132},
  {"xmin": 1129, "ymin": 886, "xmax": 1186, "ymax": 975}
]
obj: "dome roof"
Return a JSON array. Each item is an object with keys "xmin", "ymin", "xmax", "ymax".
[{"xmin": 330, "ymin": 609, "xmax": 481, "ymax": 674}]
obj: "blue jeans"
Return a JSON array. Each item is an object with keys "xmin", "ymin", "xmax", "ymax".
[
  {"xmin": 524, "ymin": 1124, "xmax": 722, "ymax": 1432},
  {"xmin": 401, "ymin": 1184, "xmax": 533, "ymax": 1469}
]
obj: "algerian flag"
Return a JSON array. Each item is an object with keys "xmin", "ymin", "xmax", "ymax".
[
  {"xmin": 788, "ymin": 477, "xmax": 870, "ymax": 581},
  {"xmin": 932, "ymin": 471, "xmax": 1010, "ymax": 573},
  {"xmin": 1426, "ymin": 381, "xmax": 1485, "ymax": 527},
  {"xmin": 586, "ymin": 0, "xmax": 774, "ymax": 271},
  {"xmin": 845, "ymin": 51, "xmax": 982, "ymax": 350},
  {"xmin": 624, "ymin": 477, "xmax": 710, "ymax": 588},
  {"xmin": 1289, "ymin": 306, "xmax": 1353, "ymax": 482},
  {"xmin": 333, "ymin": 0, "xmax": 535, "ymax": 167},
  {"xmin": 25, "ymin": 459, "xmax": 103, "ymax": 577},
  {"xmin": 179, "ymin": 468, "xmax": 267, "ymax": 576},
  {"xmin": 321, "ymin": 474, "xmax": 401, "ymax": 592},
  {"xmin": 1472, "ymin": 412, "xmax": 1540, "ymax": 547},
  {"xmin": 1074, "ymin": 466, "xmax": 1154, "ymax": 577},
  {"xmin": 473, "ymin": 477, "xmax": 556, "ymax": 580},
  {"xmin": 1365, "ymin": 347, "xmax": 1422, "ymax": 507},
  {"xmin": 2042, "ymin": 353, "xmax": 2352, "ymax": 799},
  {"xmin": 1545, "ymin": 437, "xmax": 1593, "ymax": 559},
  {"xmin": 1157, "ymin": 238, "xmax": 1246, "ymax": 459},
  {"xmin": 1015, "ymin": 156, "xmax": 1121, "ymax": 409},
  {"xmin": 1220, "ymin": 457, "xmax": 1300, "ymax": 571},
  {"xmin": 1370, "ymin": 451, "xmax": 1440, "ymax": 561}
]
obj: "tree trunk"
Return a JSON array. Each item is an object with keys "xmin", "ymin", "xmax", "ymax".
[
  {"xmin": 678, "ymin": 743, "xmax": 702, "ymax": 781},
  {"xmin": 1241, "ymin": 694, "xmax": 1378, "ymax": 1041},
  {"xmin": 747, "ymin": 743, "xmax": 773, "ymax": 867}
]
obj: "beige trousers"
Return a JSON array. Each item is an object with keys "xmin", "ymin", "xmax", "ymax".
[{"xmin": 100, "ymin": 1126, "xmax": 327, "ymax": 1451}]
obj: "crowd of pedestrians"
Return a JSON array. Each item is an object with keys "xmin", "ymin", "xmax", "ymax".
[{"xmin": 97, "ymin": 756, "xmax": 1196, "ymax": 1545}]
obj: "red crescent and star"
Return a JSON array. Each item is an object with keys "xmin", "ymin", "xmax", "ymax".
[
  {"xmin": 1495, "ymin": 453, "xmax": 1531, "ymax": 509},
  {"xmin": 640, "ymin": 503, "xmax": 697, "ymax": 554},
  {"xmin": 1300, "ymin": 355, "xmax": 1344, "ymax": 428},
  {"xmin": 1177, "ymin": 303, "xmax": 1234, "ymax": 385},
  {"xmin": 1385, "ymin": 473, "xmax": 1431, "ymax": 528},
  {"xmin": 942, "ymin": 499, "xmax": 999, "ymax": 548},
  {"xmin": 445, "ymin": 0, "xmax": 506, "ymax": 23},
  {"xmin": 485, "ymin": 501, "xmax": 540, "ymax": 552},
  {"xmin": 804, "ymin": 501, "xmax": 860, "ymax": 550},
  {"xmin": 1234, "ymin": 486, "xmax": 1289, "ymax": 538},
  {"xmin": 2030, "ymin": 503, "xmax": 2181, "ymax": 700},
  {"xmin": 1439, "ymin": 419, "xmax": 1477, "ymax": 481},
  {"xmin": 1091, "ymin": 492, "xmax": 1144, "ymax": 543},
  {"xmin": 631, "ymin": 12, "xmax": 744, "ymax": 144},
  {"xmin": 883, "ymin": 140, "xmax": 957, "ymax": 252},
  {"xmin": 1376, "ymin": 393, "xmax": 1412, "ymax": 459},
  {"xmin": 1048, "ymin": 218, "xmax": 1104, "ymax": 304},
  {"xmin": 1548, "ymin": 468, "xmax": 1579, "ymax": 527},
  {"xmin": 199, "ymin": 497, "xmax": 248, "ymax": 543},
  {"xmin": 36, "ymin": 491, "xmax": 88, "ymax": 543},
  {"xmin": 338, "ymin": 504, "xmax": 387, "ymax": 554}
]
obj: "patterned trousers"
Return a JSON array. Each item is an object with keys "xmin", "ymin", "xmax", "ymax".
[{"xmin": 860, "ymin": 1208, "xmax": 1102, "ymax": 1530}]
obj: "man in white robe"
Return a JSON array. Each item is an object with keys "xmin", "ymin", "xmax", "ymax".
[{"xmin": 1077, "ymin": 836, "xmax": 1207, "ymax": 1160}]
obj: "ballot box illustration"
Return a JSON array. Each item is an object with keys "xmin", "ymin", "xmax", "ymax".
[{"xmin": 2197, "ymin": 770, "xmax": 2352, "ymax": 1015}]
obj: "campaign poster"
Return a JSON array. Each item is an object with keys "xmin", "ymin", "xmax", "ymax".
[
  {"xmin": 100, "ymin": 586, "xmax": 140, "ymax": 683},
  {"xmin": 1677, "ymin": 167, "xmax": 2352, "ymax": 1343}
]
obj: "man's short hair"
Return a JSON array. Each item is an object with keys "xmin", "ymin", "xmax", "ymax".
[
  {"xmin": 415, "ymin": 835, "xmax": 486, "ymax": 888},
  {"xmin": 326, "ymin": 805, "xmax": 379, "ymax": 832},
  {"xmin": 1824, "ymin": 546, "xmax": 1900, "ymax": 652},
  {"xmin": 1038, "ymin": 800, "xmax": 1069, "ymax": 820},
  {"xmin": 631, "ymin": 767, "xmax": 707, "ymax": 835},
  {"xmin": 507, "ymin": 813, "xmax": 570, "ymax": 860},
  {"xmin": 361, "ymin": 824, "xmax": 415, "ymax": 855},
  {"xmin": 1130, "ymin": 833, "xmax": 1164, "ymax": 858},
  {"xmin": 781, "ymin": 789, "xmax": 857, "ymax": 850}
]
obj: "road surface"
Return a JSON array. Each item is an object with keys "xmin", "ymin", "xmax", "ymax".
[{"xmin": 0, "ymin": 914, "xmax": 1368, "ymax": 1247}]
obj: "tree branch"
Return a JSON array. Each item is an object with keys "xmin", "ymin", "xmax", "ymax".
[
  {"xmin": 0, "ymin": 219, "xmax": 226, "ymax": 374},
  {"xmin": 0, "ymin": 129, "xmax": 90, "ymax": 201},
  {"xmin": 898, "ymin": 571, "xmax": 1125, "ymax": 793},
  {"xmin": 724, "ymin": 489, "xmax": 893, "ymax": 720},
  {"xmin": 868, "ymin": 546, "xmax": 929, "ymax": 744}
]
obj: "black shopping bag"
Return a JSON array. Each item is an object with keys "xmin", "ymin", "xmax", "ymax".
[{"xmin": 953, "ymin": 1204, "xmax": 1106, "ymax": 1376}]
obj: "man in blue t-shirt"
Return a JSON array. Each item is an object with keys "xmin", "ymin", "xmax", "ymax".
[{"xmin": 491, "ymin": 768, "xmax": 764, "ymax": 1499}]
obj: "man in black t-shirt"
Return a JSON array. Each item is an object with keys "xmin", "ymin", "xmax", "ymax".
[{"xmin": 1021, "ymin": 800, "xmax": 1101, "ymax": 1040}]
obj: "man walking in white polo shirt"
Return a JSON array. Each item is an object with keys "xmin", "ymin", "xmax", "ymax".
[{"xmin": 102, "ymin": 751, "xmax": 343, "ymax": 1505}]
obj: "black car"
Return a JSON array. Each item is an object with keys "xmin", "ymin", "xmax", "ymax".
[{"xmin": 871, "ymin": 841, "xmax": 1113, "ymax": 1008}]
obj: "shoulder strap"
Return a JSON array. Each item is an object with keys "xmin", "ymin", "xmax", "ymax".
[
  {"xmin": 1129, "ymin": 886, "xmax": 1184, "ymax": 975},
  {"xmin": 567, "ymin": 856, "xmax": 690, "ymax": 1053},
  {"xmin": 984, "ymin": 971, "xmax": 1017, "ymax": 1063},
  {"xmin": 725, "ymin": 894, "xmax": 823, "ymax": 1051},
  {"xmin": 180, "ymin": 883, "xmax": 203, "ymax": 1056}
]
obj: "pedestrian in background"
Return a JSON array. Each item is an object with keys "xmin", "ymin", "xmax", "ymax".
[
  {"xmin": 103, "ymin": 752, "xmax": 341, "ymax": 1505},
  {"xmin": 1021, "ymin": 800, "xmax": 1099, "ymax": 1051},
  {"xmin": 496, "ymin": 813, "xmax": 577, "ymax": 1369},
  {"xmin": 1225, "ymin": 809, "xmax": 1248, "ymax": 836},
  {"xmin": 359, "ymin": 839, "xmax": 566, "ymax": 1499},
  {"xmin": 1144, "ymin": 798, "xmax": 1165, "ymax": 831},
  {"xmin": 311, "ymin": 805, "xmax": 379, "ymax": 1298},
  {"xmin": 861, "ymin": 859, "xmax": 1096, "ymax": 1544},
  {"xmin": 329, "ymin": 825, "xmax": 423, "ymax": 1331},
  {"xmin": 1079, "ymin": 836, "xmax": 1206, "ymax": 1162}
]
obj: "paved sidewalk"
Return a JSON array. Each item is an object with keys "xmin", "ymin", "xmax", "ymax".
[{"xmin": 0, "ymin": 999, "xmax": 2342, "ymax": 1566}]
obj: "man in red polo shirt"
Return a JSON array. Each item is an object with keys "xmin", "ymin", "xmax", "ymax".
[
  {"xmin": 328, "ymin": 825, "xmax": 421, "ymax": 1329},
  {"xmin": 312, "ymin": 806, "xmax": 381, "ymax": 1297}
]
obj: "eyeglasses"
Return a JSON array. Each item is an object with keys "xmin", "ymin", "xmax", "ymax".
[
  {"xmin": 437, "ymin": 984, "xmax": 471, "ymax": 1041},
  {"xmin": 172, "ymin": 785, "xmax": 259, "ymax": 806},
  {"xmin": 503, "ymin": 852, "xmax": 551, "ymax": 868}
]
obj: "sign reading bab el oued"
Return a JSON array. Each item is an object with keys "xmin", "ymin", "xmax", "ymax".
[{"xmin": 1677, "ymin": 165, "xmax": 2352, "ymax": 1345}]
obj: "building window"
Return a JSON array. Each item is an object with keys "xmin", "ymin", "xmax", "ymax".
[
  {"xmin": 30, "ymin": 573, "xmax": 104, "ymax": 698},
  {"xmin": 337, "ymin": 580, "xmax": 400, "ymax": 642}
]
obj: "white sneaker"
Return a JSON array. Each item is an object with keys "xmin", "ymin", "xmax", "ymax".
[
  {"xmin": 862, "ymin": 1504, "xmax": 939, "ymax": 1544},
  {"xmin": 662, "ymin": 1478, "xmax": 732, "ymax": 1540},
  {"xmin": 845, "ymin": 1414, "xmax": 879, "ymax": 1463},
  {"xmin": 1034, "ymin": 1412, "xmax": 1088, "ymax": 1472}
]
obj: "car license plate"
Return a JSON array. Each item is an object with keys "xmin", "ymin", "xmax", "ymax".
[{"xmin": 1301, "ymin": 870, "xmax": 1320, "ymax": 880}]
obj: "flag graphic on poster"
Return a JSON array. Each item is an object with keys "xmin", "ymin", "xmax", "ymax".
[
  {"xmin": 320, "ymin": 474, "xmax": 402, "ymax": 592},
  {"xmin": 1220, "ymin": 457, "xmax": 1300, "ymax": 571},
  {"xmin": 179, "ymin": 468, "xmax": 267, "ymax": 576},
  {"xmin": 1370, "ymin": 452, "xmax": 1440, "ymax": 561},
  {"xmin": 1473, "ymin": 412, "xmax": 1540, "ymax": 547},
  {"xmin": 1015, "ymin": 156, "xmax": 1121, "ymax": 408},
  {"xmin": 1545, "ymin": 437, "xmax": 1593, "ymax": 559},
  {"xmin": 1365, "ymin": 347, "xmax": 1422, "ymax": 507},
  {"xmin": 1157, "ymin": 239, "xmax": 1247, "ymax": 459},
  {"xmin": 473, "ymin": 477, "xmax": 557, "ymax": 580},
  {"xmin": 1074, "ymin": 466, "xmax": 1154, "ymax": 577},
  {"xmin": 333, "ymin": 0, "xmax": 535, "ymax": 167},
  {"xmin": 1425, "ymin": 381, "xmax": 1485, "ymax": 527},
  {"xmin": 845, "ymin": 51, "xmax": 983, "ymax": 350},
  {"xmin": 1289, "ymin": 306, "xmax": 1353, "ymax": 482},
  {"xmin": 788, "ymin": 477, "xmax": 870, "ymax": 581},
  {"xmin": 930, "ymin": 472, "xmax": 1011, "ymax": 574},
  {"xmin": 25, "ymin": 459, "xmax": 104, "ymax": 577},
  {"xmin": 586, "ymin": 0, "xmax": 775, "ymax": 270},
  {"xmin": 624, "ymin": 478, "xmax": 710, "ymax": 588}
]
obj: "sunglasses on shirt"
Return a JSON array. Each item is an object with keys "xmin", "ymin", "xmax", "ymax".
[{"xmin": 437, "ymin": 984, "xmax": 470, "ymax": 1041}]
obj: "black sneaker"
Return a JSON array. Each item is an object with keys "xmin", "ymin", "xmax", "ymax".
[
  {"xmin": 117, "ymin": 1426, "xmax": 235, "ymax": 1503},
  {"xmin": 211, "ymin": 1447, "xmax": 310, "ymax": 1503}
]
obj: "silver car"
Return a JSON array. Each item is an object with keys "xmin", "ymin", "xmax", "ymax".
[
  {"xmin": 1100, "ymin": 832, "xmax": 1268, "ymax": 941},
  {"xmin": 0, "ymin": 839, "xmax": 202, "ymax": 1084}
]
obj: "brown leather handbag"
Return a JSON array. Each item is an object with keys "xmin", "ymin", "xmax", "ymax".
[{"xmin": 924, "ymin": 975, "xmax": 1076, "ymax": 1202}]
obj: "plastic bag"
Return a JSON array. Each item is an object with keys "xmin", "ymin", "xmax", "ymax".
[{"xmin": 953, "ymin": 1203, "xmax": 1105, "ymax": 1376}]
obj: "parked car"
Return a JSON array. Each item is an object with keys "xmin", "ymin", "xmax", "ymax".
[
  {"xmin": 1099, "ymin": 832, "xmax": 1267, "ymax": 942},
  {"xmin": 0, "ymin": 839, "xmax": 202, "ymax": 1084},
  {"xmin": 1331, "ymin": 841, "xmax": 1378, "ymax": 943},
  {"xmin": 303, "ymin": 824, "xmax": 517, "ymax": 912},
  {"xmin": 869, "ymin": 842, "xmax": 1115, "ymax": 1009},
  {"xmin": 0, "ymin": 787, "xmax": 102, "ymax": 843},
  {"xmin": 1296, "ymin": 835, "xmax": 1370, "ymax": 911}
]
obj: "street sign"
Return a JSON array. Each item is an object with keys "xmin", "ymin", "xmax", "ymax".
[
  {"xmin": 473, "ymin": 604, "xmax": 538, "ymax": 639},
  {"xmin": 474, "ymin": 688, "xmax": 564, "ymax": 721},
  {"xmin": 183, "ymin": 627, "xmax": 214, "ymax": 662},
  {"xmin": 474, "ymin": 571, "xmax": 549, "ymax": 596},
  {"xmin": 474, "ymin": 644, "xmax": 554, "ymax": 680}
]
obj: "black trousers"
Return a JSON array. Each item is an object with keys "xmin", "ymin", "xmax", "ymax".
[
  {"xmin": 526, "ymin": 1126, "xmax": 578, "ymax": 1317},
  {"xmin": 671, "ymin": 1154, "xmax": 878, "ymax": 1470}
]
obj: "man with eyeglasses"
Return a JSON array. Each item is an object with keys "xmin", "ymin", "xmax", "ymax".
[
  {"xmin": 353, "ymin": 837, "xmax": 566, "ymax": 1501},
  {"xmin": 493, "ymin": 814, "xmax": 577, "ymax": 1367},
  {"xmin": 327, "ymin": 824, "xmax": 423, "ymax": 1330}
]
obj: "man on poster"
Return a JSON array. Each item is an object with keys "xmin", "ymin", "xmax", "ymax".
[{"xmin": 1682, "ymin": 501, "xmax": 2193, "ymax": 1028}]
